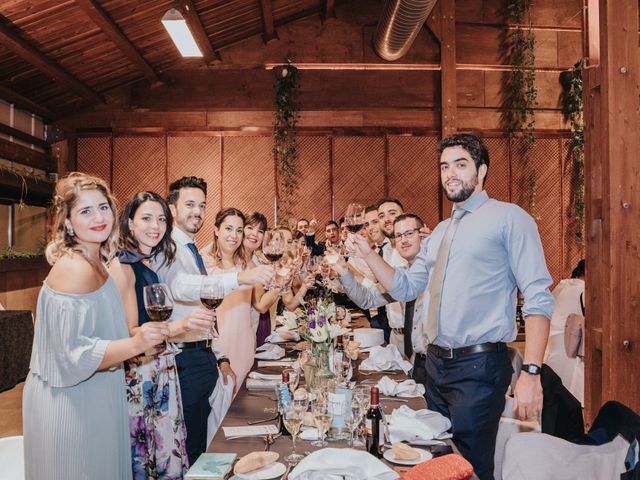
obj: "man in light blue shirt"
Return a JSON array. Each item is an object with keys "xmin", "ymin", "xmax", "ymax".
[{"xmin": 350, "ymin": 134, "xmax": 554, "ymax": 479}]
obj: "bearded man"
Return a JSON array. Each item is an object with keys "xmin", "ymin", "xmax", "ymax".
[{"xmin": 349, "ymin": 134, "xmax": 555, "ymax": 479}]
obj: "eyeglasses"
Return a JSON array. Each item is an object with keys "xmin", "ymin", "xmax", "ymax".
[{"xmin": 393, "ymin": 228, "xmax": 420, "ymax": 240}]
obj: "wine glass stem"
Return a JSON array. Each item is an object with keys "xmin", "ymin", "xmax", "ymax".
[{"xmin": 291, "ymin": 433, "xmax": 297, "ymax": 454}]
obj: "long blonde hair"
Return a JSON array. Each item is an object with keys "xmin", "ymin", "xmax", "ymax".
[
  {"xmin": 45, "ymin": 172, "xmax": 119, "ymax": 266},
  {"xmin": 208, "ymin": 208, "xmax": 247, "ymax": 269}
]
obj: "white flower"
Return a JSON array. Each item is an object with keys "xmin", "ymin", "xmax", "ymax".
[
  {"xmin": 309, "ymin": 324, "xmax": 329, "ymax": 342},
  {"xmin": 328, "ymin": 323, "xmax": 349, "ymax": 339},
  {"xmin": 280, "ymin": 311, "xmax": 298, "ymax": 330}
]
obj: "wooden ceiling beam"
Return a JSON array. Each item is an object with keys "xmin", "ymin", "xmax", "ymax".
[
  {"xmin": 0, "ymin": 18, "xmax": 103, "ymax": 105},
  {"xmin": 259, "ymin": 0, "xmax": 278, "ymax": 43},
  {"xmin": 75, "ymin": 0, "xmax": 162, "ymax": 86},
  {"xmin": 178, "ymin": 0, "xmax": 222, "ymax": 64},
  {"xmin": 322, "ymin": 0, "xmax": 336, "ymax": 22},
  {"xmin": 0, "ymin": 84, "xmax": 55, "ymax": 121},
  {"xmin": 0, "ymin": 136, "xmax": 55, "ymax": 172},
  {"xmin": 0, "ymin": 122, "xmax": 50, "ymax": 151}
]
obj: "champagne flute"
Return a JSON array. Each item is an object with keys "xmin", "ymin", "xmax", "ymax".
[
  {"xmin": 311, "ymin": 403, "xmax": 332, "ymax": 447},
  {"xmin": 143, "ymin": 283, "xmax": 176, "ymax": 356},
  {"xmin": 283, "ymin": 402, "xmax": 305, "ymax": 464},
  {"xmin": 200, "ymin": 276, "xmax": 224, "ymax": 343}
]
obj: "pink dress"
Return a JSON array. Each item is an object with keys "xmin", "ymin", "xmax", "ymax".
[{"xmin": 202, "ymin": 255, "xmax": 256, "ymax": 388}]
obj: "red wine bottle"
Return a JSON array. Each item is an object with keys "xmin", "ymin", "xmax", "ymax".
[{"xmin": 365, "ymin": 387, "xmax": 383, "ymax": 458}]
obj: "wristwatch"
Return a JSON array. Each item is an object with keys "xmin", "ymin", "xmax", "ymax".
[{"xmin": 521, "ymin": 363, "xmax": 542, "ymax": 375}]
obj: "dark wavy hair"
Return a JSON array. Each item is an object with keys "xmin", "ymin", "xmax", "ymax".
[
  {"xmin": 245, "ymin": 211, "xmax": 268, "ymax": 232},
  {"xmin": 119, "ymin": 191, "xmax": 176, "ymax": 267},
  {"xmin": 209, "ymin": 208, "xmax": 247, "ymax": 269},
  {"xmin": 438, "ymin": 133, "xmax": 490, "ymax": 184},
  {"xmin": 393, "ymin": 213, "xmax": 424, "ymax": 229},
  {"xmin": 376, "ymin": 197, "xmax": 404, "ymax": 211},
  {"xmin": 167, "ymin": 176, "xmax": 207, "ymax": 205}
]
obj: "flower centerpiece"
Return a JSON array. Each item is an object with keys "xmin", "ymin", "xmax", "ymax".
[{"xmin": 297, "ymin": 299, "xmax": 348, "ymax": 389}]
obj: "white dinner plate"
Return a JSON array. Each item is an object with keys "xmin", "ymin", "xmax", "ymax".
[
  {"xmin": 234, "ymin": 462, "xmax": 286, "ymax": 480},
  {"xmin": 383, "ymin": 448, "xmax": 432, "ymax": 466}
]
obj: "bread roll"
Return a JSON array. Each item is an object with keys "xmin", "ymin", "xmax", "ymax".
[
  {"xmin": 234, "ymin": 451, "xmax": 279, "ymax": 474},
  {"xmin": 392, "ymin": 442, "xmax": 421, "ymax": 461}
]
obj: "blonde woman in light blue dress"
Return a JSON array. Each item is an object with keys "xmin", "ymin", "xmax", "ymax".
[{"xmin": 22, "ymin": 173, "xmax": 168, "ymax": 480}]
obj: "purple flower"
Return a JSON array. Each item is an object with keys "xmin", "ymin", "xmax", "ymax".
[
  {"xmin": 307, "ymin": 306, "xmax": 317, "ymax": 315},
  {"xmin": 307, "ymin": 320, "xmax": 316, "ymax": 329},
  {"xmin": 317, "ymin": 315, "xmax": 326, "ymax": 325}
]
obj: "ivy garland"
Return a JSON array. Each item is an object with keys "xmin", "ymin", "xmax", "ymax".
[
  {"xmin": 561, "ymin": 59, "xmax": 585, "ymax": 242},
  {"xmin": 502, "ymin": 0, "xmax": 537, "ymax": 144},
  {"xmin": 502, "ymin": 0, "xmax": 539, "ymax": 219},
  {"xmin": 273, "ymin": 60, "xmax": 300, "ymax": 223}
]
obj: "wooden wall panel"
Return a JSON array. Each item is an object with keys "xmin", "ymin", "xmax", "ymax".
[
  {"xmin": 76, "ymin": 136, "xmax": 112, "ymax": 187},
  {"xmin": 112, "ymin": 136, "xmax": 166, "ymax": 208},
  {"xmin": 289, "ymin": 136, "xmax": 332, "ymax": 225},
  {"xmin": 332, "ymin": 137, "xmax": 385, "ymax": 221},
  {"xmin": 560, "ymin": 137, "xmax": 583, "ymax": 279},
  {"xmin": 511, "ymin": 138, "xmax": 564, "ymax": 285},
  {"xmin": 221, "ymin": 136, "xmax": 276, "ymax": 227},
  {"xmin": 387, "ymin": 135, "xmax": 441, "ymax": 229},
  {"xmin": 167, "ymin": 136, "xmax": 222, "ymax": 248},
  {"xmin": 482, "ymin": 136, "xmax": 511, "ymax": 203}
]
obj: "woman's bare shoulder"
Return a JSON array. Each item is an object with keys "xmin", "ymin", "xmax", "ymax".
[{"xmin": 47, "ymin": 253, "xmax": 107, "ymax": 294}]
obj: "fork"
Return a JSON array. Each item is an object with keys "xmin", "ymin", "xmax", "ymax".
[{"xmin": 247, "ymin": 415, "xmax": 279, "ymax": 425}]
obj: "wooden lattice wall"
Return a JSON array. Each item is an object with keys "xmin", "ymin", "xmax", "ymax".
[{"xmin": 76, "ymin": 132, "xmax": 582, "ymax": 283}]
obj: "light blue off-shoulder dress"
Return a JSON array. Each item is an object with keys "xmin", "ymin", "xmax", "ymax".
[{"xmin": 23, "ymin": 276, "xmax": 132, "ymax": 480}]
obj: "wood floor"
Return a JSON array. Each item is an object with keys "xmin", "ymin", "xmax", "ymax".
[{"xmin": 0, "ymin": 383, "xmax": 23, "ymax": 438}]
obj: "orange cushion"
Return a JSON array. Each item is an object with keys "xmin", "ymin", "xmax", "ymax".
[{"xmin": 399, "ymin": 454, "xmax": 474, "ymax": 480}]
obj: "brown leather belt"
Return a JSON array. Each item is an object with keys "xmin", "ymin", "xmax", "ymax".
[{"xmin": 428, "ymin": 342, "xmax": 506, "ymax": 360}]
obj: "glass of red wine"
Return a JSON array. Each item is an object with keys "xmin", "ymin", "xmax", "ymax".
[
  {"xmin": 263, "ymin": 230, "xmax": 285, "ymax": 289},
  {"xmin": 143, "ymin": 283, "xmax": 177, "ymax": 356},
  {"xmin": 200, "ymin": 276, "xmax": 224, "ymax": 343},
  {"xmin": 344, "ymin": 203, "xmax": 366, "ymax": 234}
]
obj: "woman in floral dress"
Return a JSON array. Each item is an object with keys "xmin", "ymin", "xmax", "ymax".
[{"xmin": 110, "ymin": 191, "xmax": 212, "ymax": 479}]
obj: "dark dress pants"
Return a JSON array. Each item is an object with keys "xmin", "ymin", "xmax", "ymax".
[
  {"xmin": 425, "ymin": 346, "xmax": 512, "ymax": 480},
  {"xmin": 411, "ymin": 352, "xmax": 428, "ymax": 398},
  {"xmin": 175, "ymin": 347, "xmax": 219, "ymax": 466}
]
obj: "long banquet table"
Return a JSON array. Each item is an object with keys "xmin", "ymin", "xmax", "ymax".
[{"xmin": 208, "ymin": 329, "xmax": 480, "ymax": 479}]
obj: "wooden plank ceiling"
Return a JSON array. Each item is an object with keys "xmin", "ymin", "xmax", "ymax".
[{"xmin": 0, "ymin": 0, "xmax": 325, "ymax": 119}]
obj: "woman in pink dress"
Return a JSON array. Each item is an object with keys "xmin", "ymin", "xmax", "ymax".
[{"xmin": 201, "ymin": 209, "xmax": 279, "ymax": 388}]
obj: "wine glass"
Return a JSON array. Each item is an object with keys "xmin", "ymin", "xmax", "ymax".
[
  {"xmin": 200, "ymin": 276, "xmax": 224, "ymax": 343},
  {"xmin": 311, "ymin": 403, "xmax": 332, "ymax": 447},
  {"xmin": 143, "ymin": 283, "xmax": 177, "ymax": 356},
  {"xmin": 283, "ymin": 401, "xmax": 305, "ymax": 465},
  {"xmin": 263, "ymin": 230, "xmax": 285, "ymax": 264},
  {"xmin": 344, "ymin": 203, "xmax": 366, "ymax": 235},
  {"xmin": 344, "ymin": 401, "xmax": 364, "ymax": 447},
  {"xmin": 283, "ymin": 368, "xmax": 299, "ymax": 392}
]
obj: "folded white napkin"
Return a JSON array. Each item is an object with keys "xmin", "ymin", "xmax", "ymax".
[
  {"xmin": 299, "ymin": 427, "xmax": 320, "ymax": 441},
  {"xmin": 276, "ymin": 311, "xmax": 299, "ymax": 330},
  {"xmin": 247, "ymin": 372, "xmax": 282, "ymax": 381},
  {"xmin": 255, "ymin": 344, "xmax": 285, "ymax": 360},
  {"xmin": 376, "ymin": 376, "xmax": 426, "ymax": 398},
  {"xmin": 359, "ymin": 345, "xmax": 413, "ymax": 374},
  {"xmin": 289, "ymin": 448, "xmax": 398, "ymax": 480},
  {"xmin": 265, "ymin": 330, "xmax": 300, "ymax": 343},
  {"xmin": 387, "ymin": 405, "xmax": 452, "ymax": 444}
]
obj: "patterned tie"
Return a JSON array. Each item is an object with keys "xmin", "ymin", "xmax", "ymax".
[
  {"xmin": 426, "ymin": 208, "xmax": 467, "ymax": 343},
  {"xmin": 403, "ymin": 299, "xmax": 416, "ymax": 357},
  {"xmin": 186, "ymin": 242, "xmax": 207, "ymax": 275},
  {"xmin": 376, "ymin": 244, "xmax": 387, "ymax": 319}
]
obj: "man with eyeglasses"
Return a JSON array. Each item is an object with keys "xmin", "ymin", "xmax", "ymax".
[{"xmin": 334, "ymin": 214, "xmax": 429, "ymax": 372}]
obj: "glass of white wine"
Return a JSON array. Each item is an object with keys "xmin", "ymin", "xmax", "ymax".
[
  {"xmin": 283, "ymin": 401, "xmax": 305, "ymax": 464},
  {"xmin": 311, "ymin": 403, "xmax": 332, "ymax": 447}
]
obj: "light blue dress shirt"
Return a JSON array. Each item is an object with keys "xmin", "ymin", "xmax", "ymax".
[{"xmin": 389, "ymin": 190, "xmax": 555, "ymax": 348}]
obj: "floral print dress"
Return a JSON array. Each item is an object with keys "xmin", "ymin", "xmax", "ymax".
[{"xmin": 119, "ymin": 250, "xmax": 189, "ymax": 480}]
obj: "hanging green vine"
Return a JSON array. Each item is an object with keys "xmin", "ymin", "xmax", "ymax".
[
  {"xmin": 561, "ymin": 59, "xmax": 585, "ymax": 243},
  {"xmin": 501, "ymin": 0, "xmax": 539, "ymax": 219},
  {"xmin": 502, "ymin": 0, "xmax": 537, "ymax": 144},
  {"xmin": 273, "ymin": 60, "xmax": 300, "ymax": 223}
]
